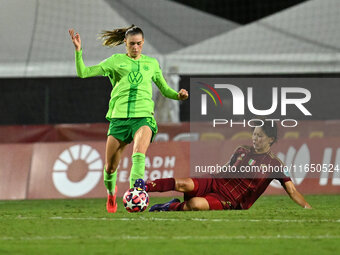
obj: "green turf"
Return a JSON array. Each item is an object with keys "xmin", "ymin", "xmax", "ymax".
[{"xmin": 0, "ymin": 195, "xmax": 339, "ymax": 255}]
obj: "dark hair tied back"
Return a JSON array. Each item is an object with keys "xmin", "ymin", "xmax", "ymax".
[{"xmin": 100, "ymin": 24, "xmax": 143, "ymax": 47}]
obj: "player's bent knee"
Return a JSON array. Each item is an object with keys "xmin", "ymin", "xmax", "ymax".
[
  {"xmin": 187, "ymin": 198, "xmax": 209, "ymax": 211},
  {"xmin": 175, "ymin": 182, "xmax": 187, "ymax": 192},
  {"xmin": 175, "ymin": 178, "xmax": 193, "ymax": 192}
]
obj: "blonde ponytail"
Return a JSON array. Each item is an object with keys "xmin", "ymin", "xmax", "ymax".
[{"xmin": 100, "ymin": 24, "xmax": 144, "ymax": 47}]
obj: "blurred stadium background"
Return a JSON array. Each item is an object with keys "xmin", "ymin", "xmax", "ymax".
[{"xmin": 1, "ymin": 0, "xmax": 340, "ymax": 200}]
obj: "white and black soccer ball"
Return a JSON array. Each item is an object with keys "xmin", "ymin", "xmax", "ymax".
[{"xmin": 123, "ymin": 187, "xmax": 149, "ymax": 212}]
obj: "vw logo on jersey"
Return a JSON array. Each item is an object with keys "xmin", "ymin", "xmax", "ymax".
[{"xmin": 128, "ymin": 71, "xmax": 143, "ymax": 85}]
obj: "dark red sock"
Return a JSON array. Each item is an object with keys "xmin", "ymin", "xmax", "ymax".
[
  {"xmin": 169, "ymin": 202, "xmax": 185, "ymax": 211},
  {"xmin": 146, "ymin": 178, "xmax": 175, "ymax": 192}
]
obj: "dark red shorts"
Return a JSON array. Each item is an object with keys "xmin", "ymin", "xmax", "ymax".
[{"xmin": 184, "ymin": 178, "xmax": 232, "ymax": 210}]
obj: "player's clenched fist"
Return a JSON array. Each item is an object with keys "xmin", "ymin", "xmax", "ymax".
[{"xmin": 178, "ymin": 89, "xmax": 189, "ymax": 100}]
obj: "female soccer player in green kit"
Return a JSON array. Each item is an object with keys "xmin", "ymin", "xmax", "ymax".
[{"xmin": 68, "ymin": 25, "xmax": 189, "ymax": 213}]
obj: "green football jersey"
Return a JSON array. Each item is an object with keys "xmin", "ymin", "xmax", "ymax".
[{"xmin": 75, "ymin": 50, "xmax": 179, "ymax": 119}]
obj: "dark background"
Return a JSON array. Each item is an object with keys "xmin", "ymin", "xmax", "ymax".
[
  {"xmin": 187, "ymin": 76, "xmax": 340, "ymax": 122},
  {"xmin": 1, "ymin": 74, "xmax": 340, "ymax": 125},
  {"xmin": 172, "ymin": 0, "xmax": 307, "ymax": 24},
  {"xmin": 0, "ymin": 77, "xmax": 111, "ymax": 125},
  {"xmin": 179, "ymin": 74, "xmax": 340, "ymax": 122}
]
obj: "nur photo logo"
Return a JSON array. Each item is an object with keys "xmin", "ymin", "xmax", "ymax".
[
  {"xmin": 197, "ymin": 80, "xmax": 312, "ymax": 128},
  {"xmin": 199, "ymin": 81, "xmax": 223, "ymax": 115}
]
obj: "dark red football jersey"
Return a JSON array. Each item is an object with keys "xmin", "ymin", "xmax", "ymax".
[{"xmin": 214, "ymin": 145, "xmax": 291, "ymax": 209}]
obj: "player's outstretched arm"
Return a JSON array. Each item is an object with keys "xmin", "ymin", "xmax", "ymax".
[
  {"xmin": 283, "ymin": 181, "xmax": 312, "ymax": 209},
  {"xmin": 68, "ymin": 29, "xmax": 105, "ymax": 78},
  {"xmin": 152, "ymin": 60, "xmax": 188, "ymax": 101},
  {"xmin": 153, "ymin": 76, "xmax": 188, "ymax": 101}
]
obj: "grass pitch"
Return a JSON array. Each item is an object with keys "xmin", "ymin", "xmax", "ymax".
[{"xmin": 0, "ymin": 195, "xmax": 339, "ymax": 255}]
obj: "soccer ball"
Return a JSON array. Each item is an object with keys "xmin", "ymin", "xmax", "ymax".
[{"xmin": 123, "ymin": 187, "xmax": 149, "ymax": 212}]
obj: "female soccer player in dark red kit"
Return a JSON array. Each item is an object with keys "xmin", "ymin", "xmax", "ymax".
[{"xmin": 141, "ymin": 121, "xmax": 312, "ymax": 211}]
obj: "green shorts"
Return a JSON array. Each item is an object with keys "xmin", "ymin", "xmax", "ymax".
[{"xmin": 107, "ymin": 117, "xmax": 158, "ymax": 144}]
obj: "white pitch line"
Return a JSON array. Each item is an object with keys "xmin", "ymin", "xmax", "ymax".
[
  {"xmin": 12, "ymin": 216, "xmax": 340, "ymax": 223},
  {"xmin": 0, "ymin": 236, "xmax": 74, "ymax": 241},
  {"xmin": 0, "ymin": 235, "xmax": 340, "ymax": 241}
]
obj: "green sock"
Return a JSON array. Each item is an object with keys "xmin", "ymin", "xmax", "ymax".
[
  {"xmin": 103, "ymin": 168, "xmax": 117, "ymax": 195},
  {"xmin": 130, "ymin": 152, "xmax": 146, "ymax": 188}
]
